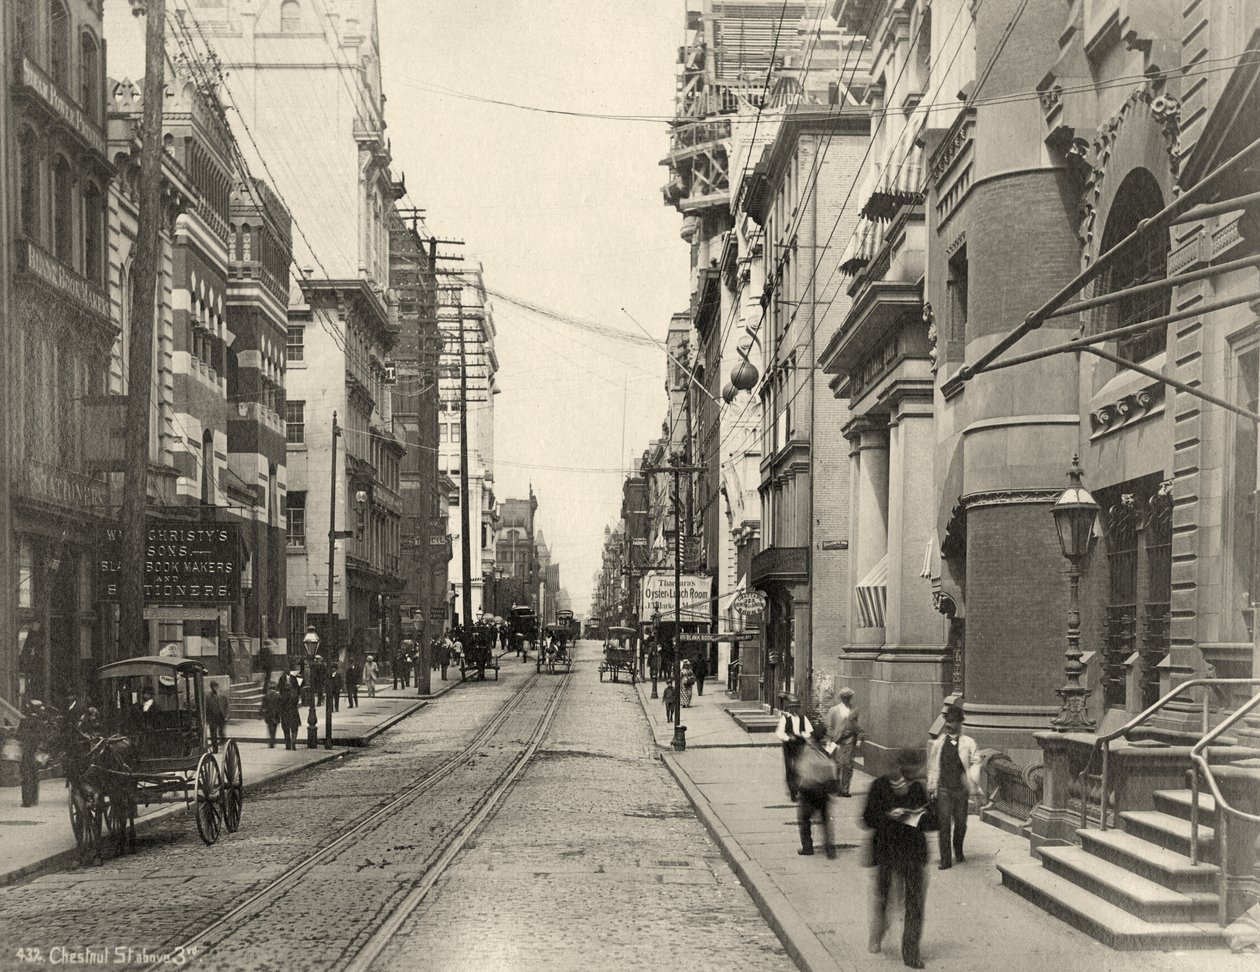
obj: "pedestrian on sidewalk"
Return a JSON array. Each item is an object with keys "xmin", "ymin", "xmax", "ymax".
[
  {"xmin": 364, "ymin": 656, "xmax": 378, "ymax": 698},
  {"xmin": 825, "ymin": 687, "xmax": 865, "ymax": 798},
  {"xmin": 400, "ymin": 647, "xmax": 413, "ymax": 688},
  {"xmin": 662, "ymin": 677, "xmax": 677, "ymax": 724},
  {"xmin": 346, "ymin": 659, "xmax": 360, "ymax": 709},
  {"xmin": 259, "ymin": 640, "xmax": 274, "ymax": 691},
  {"xmin": 693, "ymin": 652, "xmax": 707, "ymax": 696},
  {"xmin": 795, "ymin": 733, "xmax": 838, "ymax": 857},
  {"xmin": 863, "ymin": 747, "xmax": 937, "ymax": 969},
  {"xmin": 775, "ymin": 711, "xmax": 814, "ymax": 802},
  {"xmin": 927, "ymin": 703, "xmax": 979, "ymax": 869},
  {"xmin": 680, "ymin": 660, "xmax": 695, "ymax": 708},
  {"xmin": 312, "ymin": 654, "xmax": 327, "ymax": 707},
  {"xmin": 262, "ymin": 682, "xmax": 282, "ymax": 748},
  {"xmin": 328, "ymin": 664, "xmax": 343, "ymax": 713},
  {"xmin": 283, "ymin": 674, "xmax": 303, "ymax": 749},
  {"xmin": 17, "ymin": 699, "xmax": 46, "ymax": 808},
  {"xmin": 206, "ymin": 682, "xmax": 229, "ymax": 753}
]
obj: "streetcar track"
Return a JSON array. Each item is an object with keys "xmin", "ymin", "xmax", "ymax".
[
  {"xmin": 139, "ymin": 666, "xmax": 546, "ymax": 972},
  {"xmin": 343, "ymin": 664, "xmax": 573, "ymax": 972}
]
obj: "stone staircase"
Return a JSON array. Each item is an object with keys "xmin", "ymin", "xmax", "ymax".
[
  {"xmin": 726, "ymin": 704, "xmax": 779, "ymax": 733},
  {"xmin": 228, "ymin": 680, "xmax": 266, "ymax": 722},
  {"xmin": 999, "ymin": 786, "xmax": 1227, "ymax": 949}
]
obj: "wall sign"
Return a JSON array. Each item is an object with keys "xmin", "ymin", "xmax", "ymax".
[{"xmin": 99, "ymin": 520, "xmax": 242, "ymax": 604}]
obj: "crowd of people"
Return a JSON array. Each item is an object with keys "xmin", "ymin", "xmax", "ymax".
[{"xmin": 776, "ymin": 697, "xmax": 980, "ymax": 969}]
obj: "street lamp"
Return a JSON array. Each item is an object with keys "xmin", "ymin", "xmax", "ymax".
[
  {"xmin": 1049, "ymin": 454, "xmax": 1100, "ymax": 732},
  {"xmin": 302, "ymin": 626, "xmax": 320, "ymax": 748}
]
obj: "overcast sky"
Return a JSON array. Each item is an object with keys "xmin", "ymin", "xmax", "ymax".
[{"xmin": 104, "ymin": 0, "xmax": 693, "ymax": 614}]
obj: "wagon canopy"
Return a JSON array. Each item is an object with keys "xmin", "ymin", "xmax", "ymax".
[{"xmin": 97, "ymin": 656, "xmax": 207, "ymax": 679}]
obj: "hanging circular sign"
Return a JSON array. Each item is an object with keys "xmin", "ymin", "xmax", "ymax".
[{"xmin": 732, "ymin": 590, "xmax": 768, "ymax": 616}]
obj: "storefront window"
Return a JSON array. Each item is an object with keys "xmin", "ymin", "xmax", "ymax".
[{"xmin": 18, "ymin": 538, "xmax": 34, "ymax": 609}]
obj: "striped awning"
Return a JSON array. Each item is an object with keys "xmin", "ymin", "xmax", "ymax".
[
  {"xmin": 855, "ymin": 553, "xmax": 888, "ymax": 628},
  {"xmin": 860, "ymin": 134, "xmax": 926, "ymax": 222},
  {"xmin": 839, "ymin": 218, "xmax": 885, "ymax": 277}
]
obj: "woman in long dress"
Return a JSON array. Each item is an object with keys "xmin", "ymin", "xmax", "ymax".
[{"xmin": 680, "ymin": 659, "xmax": 695, "ymax": 708}]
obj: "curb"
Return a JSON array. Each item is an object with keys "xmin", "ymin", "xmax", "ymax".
[
  {"xmin": 226, "ymin": 698, "xmax": 432, "ymax": 746},
  {"xmin": 0, "ymin": 747, "xmax": 345, "ymax": 889},
  {"xmin": 659, "ymin": 752, "xmax": 849, "ymax": 972},
  {"xmin": 631, "ymin": 680, "xmax": 848, "ymax": 972}
]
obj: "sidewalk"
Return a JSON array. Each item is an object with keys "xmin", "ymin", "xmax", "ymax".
[
  {"xmin": 636, "ymin": 681, "xmax": 1254, "ymax": 972},
  {"xmin": 0, "ymin": 678, "xmax": 432, "ymax": 888}
]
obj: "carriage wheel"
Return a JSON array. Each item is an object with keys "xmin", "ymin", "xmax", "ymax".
[
  {"xmin": 221, "ymin": 740, "xmax": 244, "ymax": 834},
  {"xmin": 195, "ymin": 754, "xmax": 222, "ymax": 846},
  {"xmin": 70, "ymin": 784, "xmax": 102, "ymax": 866}
]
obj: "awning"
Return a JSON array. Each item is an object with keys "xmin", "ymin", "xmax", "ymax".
[
  {"xmin": 860, "ymin": 141, "xmax": 926, "ymax": 221},
  {"xmin": 855, "ymin": 554, "xmax": 888, "ymax": 628},
  {"xmin": 839, "ymin": 219, "xmax": 885, "ymax": 276}
]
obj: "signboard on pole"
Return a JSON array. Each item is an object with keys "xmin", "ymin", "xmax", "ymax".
[
  {"xmin": 678, "ymin": 631, "xmax": 755, "ymax": 643},
  {"xmin": 639, "ymin": 570, "xmax": 710, "ymax": 622}
]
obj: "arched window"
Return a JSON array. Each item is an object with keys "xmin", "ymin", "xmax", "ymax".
[
  {"xmin": 1097, "ymin": 168, "xmax": 1169, "ymax": 363},
  {"xmin": 84, "ymin": 181, "xmax": 104, "ymax": 285},
  {"xmin": 80, "ymin": 31, "xmax": 99, "ymax": 120},
  {"xmin": 280, "ymin": 0, "xmax": 301, "ymax": 32},
  {"xmin": 49, "ymin": 0, "xmax": 70, "ymax": 89},
  {"xmin": 18, "ymin": 129, "xmax": 40, "ymax": 242},
  {"xmin": 52, "ymin": 155, "xmax": 74, "ymax": 264}
]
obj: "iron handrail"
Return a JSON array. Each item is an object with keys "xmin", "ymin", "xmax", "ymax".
[
  {"xmin": 1076, "ymin": 678, "xmax": 1260, "ymax": 832},
  {"xmin": 1188, "ymin": 686, "xmax": 1260, "ymax": 926}
]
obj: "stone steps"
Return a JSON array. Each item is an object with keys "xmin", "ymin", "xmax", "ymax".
[
  {"xmin": 998, "ymin": 856, "xmax": 1226, "ymax": 950},
  {"xmin": 726, "ymin": 707, "xmax": 778, "ymax": 733},
  {"xmin": 998, "ymin": 784, "xmax": 1227, "ymax": 950}
]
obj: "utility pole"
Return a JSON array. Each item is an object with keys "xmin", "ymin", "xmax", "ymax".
[
  {"xmin": 322, "ymin": 410, "xmax": 340, "ymax": 749},
  {"xmin": 644, "ymin": 454, "xmax": 703, "ymax": 751},
  {"xmin": 456, "ymin": 287, "xmax": 473, "ymax": 631},
  {"xmin": 118, "ymin": 0, "xmax": 167, "ymax": 656}
]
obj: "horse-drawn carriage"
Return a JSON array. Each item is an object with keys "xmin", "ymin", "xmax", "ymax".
[
  {"xmin": 538, "ymin": 623, "xmax": 574, "ymax": 674},
  {"xmin": 508, "ymin": 604, "xmax": 538, "ymax": 657},
  {"xmin": 598, "ymin": 625, "xmax": 637, "ymax": 683},
  {"xmin": 63, "ymin": 656, "xmax": 243, "ymax": 864},
  {"xmin": 459, "ymin": 628, "xmax": 500, "ymax": 681}
]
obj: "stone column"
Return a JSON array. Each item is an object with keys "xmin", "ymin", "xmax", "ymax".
[{"xmin": 851, "ymin": 420, "xmax": 889, "ymax": 647}]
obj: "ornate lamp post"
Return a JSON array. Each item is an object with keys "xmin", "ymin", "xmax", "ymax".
[
  {"xmin": 302, "ymin": 626, "xmax": 320, "ymax": 748},
  {"xmin": 1049, "ymin": 455, "xmax": 1101, "ymax": 732}
]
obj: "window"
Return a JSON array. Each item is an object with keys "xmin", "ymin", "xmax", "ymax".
[
  {"xmin": 84, "ymin": 182, "xmax": 104, "ymax": 284},
  {"xmin": 280, "ymin": 0, "xmax": 301, "ymax": 32},
  {"xmin": 286, "ymin": 491, "xmax": 306, "ymax": 546},
  {"xmin": 50, "ymin": 1, "xmax": 70, "ymax": 89},
  {"xmin": 440, "ymin": 424, "xmax": 448, "ymax": 442},
  {"xmin": 1228, "ymin": 347, "xmax": 1260, "ymax": 643},
  {"xmin": 52, "ymin": 156, "xmax": 73, "ymax": 264},
  {"xmin": 947, "ymin": 245, "xmax": 969, "ymax": 344},
  {"xmin": 286, "ymin": 400, "xmax": 305, "ymax": 444},
  {"xmin": 16, "ymin": 1, "xmax": 35, "ymax": 60},
  {"xmin": 80, "ymin": 31, "xmax": 99, "ymax": 120},
  {"xmin": 1096, "ymin": 169, "xmax": 1169, "ymax": 362},
  {"xmin": 450, "ymin": 423, "xmax": 460, "ymax": 442},
  {"xmin": 18, "ymin": 129, "xmax": 39, "ymax": 242},
  {"xmin": 286, "ymin": 325, "xmax": 304, "ymax": 362}
]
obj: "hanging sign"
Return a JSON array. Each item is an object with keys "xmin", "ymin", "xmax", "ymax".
[
  {"xmin": 732, "ymin": 590, "xmax": 768, "ymax": 616},
  {"xmin": 639, "ymin": 571, "xmax": 710, "ymax": 622}
]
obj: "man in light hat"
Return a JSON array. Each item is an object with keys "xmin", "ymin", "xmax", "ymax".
[
  {"xmin": 825, "ymin": 686, "xmax": 865, "ymax": 797},
  {"xmin": 927, "ymin": 702, "xmax": 980, "ymax": 868}
]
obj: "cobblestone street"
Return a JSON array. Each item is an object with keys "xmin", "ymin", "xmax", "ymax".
[{"xmin": 0, "ymin": 648, "xmax": 792, "ymax": 971}]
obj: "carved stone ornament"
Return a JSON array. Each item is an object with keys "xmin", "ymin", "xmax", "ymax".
[
  {"xmin": 933, "ymin": 589, "xmax": 957, "ymax": 618},
  {"xmin": 1089, "ymin": 384, "xmax": 1164, "ymax": 439},
  {"xmin": 924, "ymin": 301, "xmax": 938, "ymax": 371},
  {"xmin": 1078, "ymin": 85, "xmax": 1182, "ymax": 267}
]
